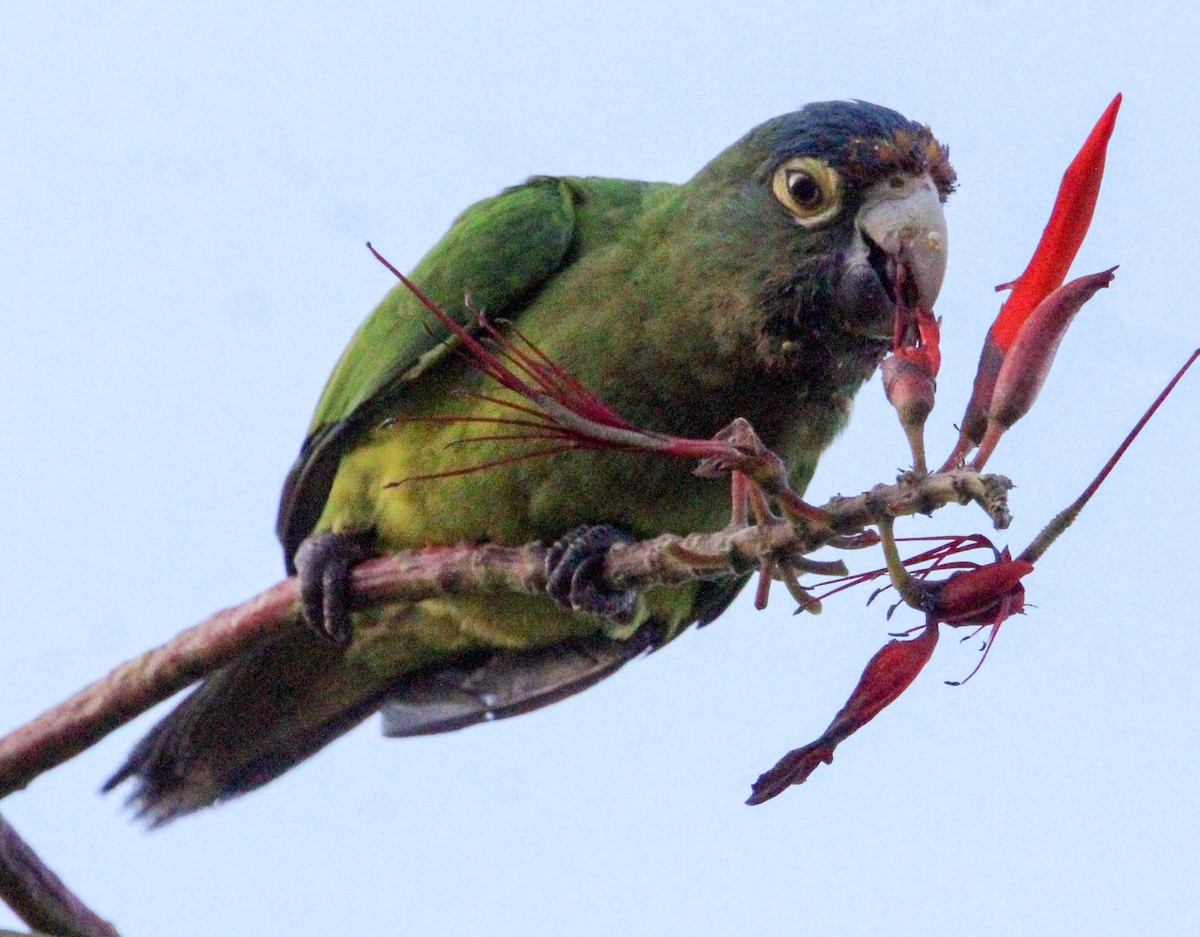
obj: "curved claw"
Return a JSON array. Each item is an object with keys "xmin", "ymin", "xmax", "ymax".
[
  {"xmin": 293, "ymin": 530, "xmax": 376, "ymax": 646},
  {"xmin": 545, "ymin": 525, "xmax": 638, "ymax": 623}
]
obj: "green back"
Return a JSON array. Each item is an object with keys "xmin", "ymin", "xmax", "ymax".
[{"xmin": 277, "ymin": 175, "xmax": 671, "ymax": 567}]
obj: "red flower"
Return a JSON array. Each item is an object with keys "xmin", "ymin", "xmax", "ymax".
[{"xmin": 945, "ymin": 94, "xmax": 1121, "ymax": 469}]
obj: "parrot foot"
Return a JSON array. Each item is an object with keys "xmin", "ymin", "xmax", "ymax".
[
  {"xmin": 293, "ymin": 530, "xmax": 376, "ymax": 646},
  {"xmin": 545, "ymin": 525, "xmax": 638, "ymax": 623}
]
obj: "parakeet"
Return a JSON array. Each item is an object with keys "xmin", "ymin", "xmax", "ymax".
[{"xmin": 106, "ymin": 100, "xmax": 954, "ymax": 823}]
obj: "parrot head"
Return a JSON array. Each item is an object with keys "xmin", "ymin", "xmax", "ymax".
[{"xmin": 688, "ymin": 99, "xmax": 954, "ymax": 392}]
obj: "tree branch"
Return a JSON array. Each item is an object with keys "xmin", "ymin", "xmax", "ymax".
[
  {"xmin": 0, "ymin": 463, "xmax": 1009, "ymax": 937},
  {"xmin": 0, "ymin": 815, "xmax": 119, "ymax": 937},
  {"xmin": 0, "ymin": 466, "xmax": 1008, "ymax": 803}
]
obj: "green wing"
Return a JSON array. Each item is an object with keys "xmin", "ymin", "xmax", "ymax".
[
  {"xmin": 277, "ymin": 176, "xmax": 580, "ymax": 568},
  {"xmin": 277, "ymin": 175, "xmax": 670, "ymax": 568}
]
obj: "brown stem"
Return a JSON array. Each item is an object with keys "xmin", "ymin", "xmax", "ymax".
[
  {"xmin": 0, "ymin": 814, "xmax": 119, "ymax": 937},
  {"xmin": 1019, "ymin": 347, "xmax": 1200, "ymax": 563},
  {"xmin": 873, "ymin": 516, "xmax": 928, "ymax": 610},
  {"xmin": 0, "ymin": 468, "xmax": 1009, "ymax": 803}
]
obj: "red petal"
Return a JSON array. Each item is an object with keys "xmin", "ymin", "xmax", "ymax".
[
  {"xmin": 990, "ymin": 93, "xmax": 1121, "ymax": 352},
  {"xmin": 946, "ymin": 95, "xmax": 1121, "ymax": 464},
  {"xmin": 954, "ymin": 334, "xmax": 1006, "ymax": 454},
  {"xmin": 931, "ymin": 554, "xmax": 1033, "ymax": 624},
  {"xmin": 747, "ymin": 624, "xmax": 939, "ymax": 804},
  {"xmin": 987, "ymin": 268, "xmax": 1116, "ymax": 430}
]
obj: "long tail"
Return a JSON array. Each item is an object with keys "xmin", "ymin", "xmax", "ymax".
[
  {"xmin": 105, "ymin": 586, "xmax": 733, "ymax": 824},
  {"xmin": 103, "ymin": 630, "xmax": 393, "ymax": 826}
]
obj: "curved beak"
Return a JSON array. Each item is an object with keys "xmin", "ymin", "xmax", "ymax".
[
  {"xmin": 840, "ymin": 173, "xmax": 948, "ymax": 341},
  {"xmin": 857, "ymin": 173, "xmax": 949, "ymax": 309}
]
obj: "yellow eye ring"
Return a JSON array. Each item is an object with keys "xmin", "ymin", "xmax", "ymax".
[{"xmin": 771, "ymin": 157, "xmax": 841, "ymax": 227}]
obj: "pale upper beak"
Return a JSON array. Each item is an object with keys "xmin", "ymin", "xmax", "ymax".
[{"xmin": 855, "ymin": 172, "xmax": 949, "ymax": 312}]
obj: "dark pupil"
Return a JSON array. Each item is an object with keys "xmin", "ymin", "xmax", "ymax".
[{"xmin": 788, "ymin": 172, "xmax": 820, "ymax": 207}]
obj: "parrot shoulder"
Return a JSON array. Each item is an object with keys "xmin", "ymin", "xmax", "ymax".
[{"xmin": 276, "ymin": 174, "xmax": 669, "ymax": 567}]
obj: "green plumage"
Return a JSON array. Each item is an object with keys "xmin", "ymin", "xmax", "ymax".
[{"xmin": 109, "ymin": 101, "xmax": 955, "ymax": 821}]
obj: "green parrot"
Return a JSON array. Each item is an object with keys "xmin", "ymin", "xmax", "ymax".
[{"xmin": 107, "ymin": 100, "xmax": 955, "ymax": 823}]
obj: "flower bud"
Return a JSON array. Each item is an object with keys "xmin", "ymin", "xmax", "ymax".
[
  {"xmin": 883, "ymin": 306, "xmax": 940, "ymax": 472},
  {"xmin": 883, "ymin": 355, "xmax": 936, "ymax": 428},
  {"xmin": 928, "ymin": 551, "xmax": 1032, "ymax": 624}
]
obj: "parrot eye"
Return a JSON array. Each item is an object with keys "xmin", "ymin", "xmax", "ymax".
[
  {"xmin": 787, "ymin": 172, "xmax": 821, "ymax": 206},
  {"xmin": 772, "ymin": 157, "xmax": 841, "ymax": 227}
]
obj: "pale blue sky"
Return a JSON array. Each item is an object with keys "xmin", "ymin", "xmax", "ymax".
[{"xmin": 3, "ymin": 3, "xmax": 1198, "ymax": 935}]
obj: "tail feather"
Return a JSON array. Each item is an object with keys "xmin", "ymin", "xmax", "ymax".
[
  {"xmin": 381, "ymin": 626, "xmax": 657, "ymax": 737},
  {"xmin": 106, "ymin": 609, "xmax": 699, "ymax": 824},
  {"xmin": 103, "ymin": 631, "xmax": 389, "ymax": 826}
]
